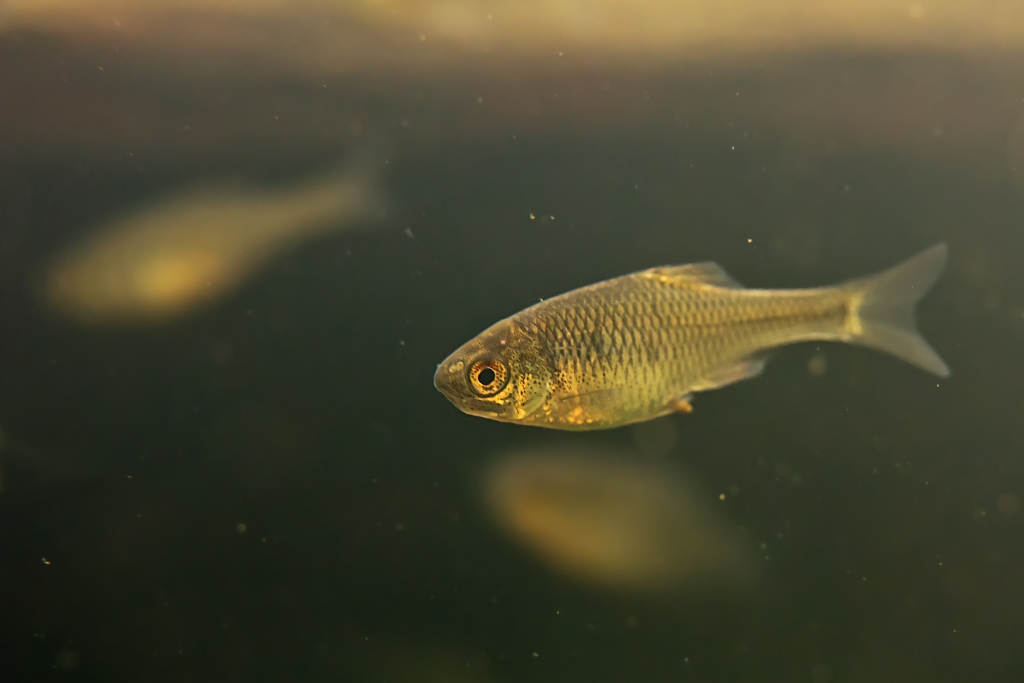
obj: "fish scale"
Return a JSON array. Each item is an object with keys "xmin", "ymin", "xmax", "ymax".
[{"xmin": 522, "ymin": 281, "xmax": 825, "ymax": 426}]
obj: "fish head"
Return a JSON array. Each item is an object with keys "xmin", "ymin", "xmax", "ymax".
[{"xmin": 433, "ymin": 319, "xmax": 552, "ymax": 425}]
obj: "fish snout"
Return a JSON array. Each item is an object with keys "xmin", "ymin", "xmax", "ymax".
[{"xmin": 433, "ymin": 358, "xmax": 466, "ymax": 401}]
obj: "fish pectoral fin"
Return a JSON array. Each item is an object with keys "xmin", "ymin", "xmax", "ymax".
[
  {"xmin": 518, "ymin": 391, "xmax": 548, "ymax": 419},
  {"xmin": 690, "ymin": 356, "xmax": 768, "ymax": 392},
  {"xmin": 640, "ymin": 262, "xmax": 744, "ymax": 289},
  {"xmin": 667, "ymin": 395, "xmax": 694, "ymax": 413}
]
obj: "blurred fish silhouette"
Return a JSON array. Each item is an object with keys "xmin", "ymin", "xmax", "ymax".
[
  {"xmin": 481, "ymin": 444, "xmax": 754, "ymax": 594},
  {"xmin": 40, "ymin": 139, "xmax": 392, "ymax": 324}
]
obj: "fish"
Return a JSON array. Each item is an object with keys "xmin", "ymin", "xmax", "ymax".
[
  {"xmin": 434, "ymin": 243, "xmax": 950, "ymax": 430},
  {"xmin": 40, "ymin": 141, "xmax": 391, "ymax": 324},
  {"xmin": 481, "ymin": 445, "xmax": 752, "ymax": 592}
]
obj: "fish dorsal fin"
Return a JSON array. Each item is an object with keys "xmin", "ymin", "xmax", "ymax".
[{"xmin": 641, "ymin": 262, "xmax": 744, "ymax": 289}]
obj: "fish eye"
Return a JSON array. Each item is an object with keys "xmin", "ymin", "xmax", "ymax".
[{"xmin": 468, "ymin": 357, "xmax": 509, "ymax": 397}]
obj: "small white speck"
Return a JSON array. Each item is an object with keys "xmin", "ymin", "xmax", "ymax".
[
  {"xmin": 529, "ymin": 213, "xmax": 535, "ymax": 220},
  {"xmin": 747, "ymin": 238, "xmax": 753, "ymax": 243},
  {"xmin": 41, "ymin": 557, "xmax": 51, "ymax": 565},
  {"xmin": 719, "ymin": 493, "xmax": 726, "ymax": 500},
  {"xmin": 532, "ymin": 652, "xmax": 539, "ymax": 658}
]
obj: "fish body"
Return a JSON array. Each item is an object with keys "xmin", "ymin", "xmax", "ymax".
[
  {"xmin": 434, "ymin": 244, "xmax": 950, "ymax": 430},
  {"xmin": 482, "ymin": 446, "xmax": 752, "ymax": 592},
  {"xmin": 43, "ymin": 143, "xmax": 389, "ymax": 323}
]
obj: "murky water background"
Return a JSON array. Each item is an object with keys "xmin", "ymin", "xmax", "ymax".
[{"xmin": 1, "ymin": 2, "xmax": 1023, "ymax": 681}]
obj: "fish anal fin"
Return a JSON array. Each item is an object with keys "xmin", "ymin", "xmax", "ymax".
[
  {"xmin": 667, "ymin": 395, "xmax": 694, "ymax": 413},
  {"xmin": 690, "ymin": 356, "xmax": 767, "ymax": 393},
  {"xmin": 641, "ymin": 262, "xmax": 743, "ymax": 289}
]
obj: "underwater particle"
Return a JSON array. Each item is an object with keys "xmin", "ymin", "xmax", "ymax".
[
  {"xmin": 996, "ymin": 493, "xmax": 1019, "ymax": 515},
  {"xmin": 808, "ymin": 352, "xmax": 828, "ymax": 376},
  {"xmin": 236, "ymin": 523, "xmax": 247, "ymax": 533}
]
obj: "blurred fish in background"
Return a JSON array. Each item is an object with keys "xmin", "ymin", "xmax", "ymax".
[
  {"xmin": 1, "ymin": 0, "xmax": 1022, "ymax": 169},
  {"xmin": 39, "ymin": 141, "xmax": 391, "ymax": 324},
  {"xmin": 481, "ymin": 444, "xmax": 754, "ymax": 594},
  {"xmin": 5, "ymin": 0, "xmax": 1024, "ymax": 65}
]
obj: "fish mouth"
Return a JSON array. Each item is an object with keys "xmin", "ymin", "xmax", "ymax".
[
  {"xmin": 433, "ymin": 358, "xmax": 465, "ymax": 401},
  {"xmin": 432, "ymin": 362, "xmax": 446, "ymax": 392}
]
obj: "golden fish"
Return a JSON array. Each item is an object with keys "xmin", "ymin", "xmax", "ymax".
[
  {"xmin": 434, "ymin": 244, "xmax": 950, "ymax": 430},
  {"xmin": 41, "ymin": 143, "xmax": 389, "ymax": 324},
  {"xmin": 482, "ymin": 445, "xmax": 752, "ymax": 593}
]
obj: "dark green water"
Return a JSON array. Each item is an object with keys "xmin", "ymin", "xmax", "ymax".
[{"xmin": 0, "ymin": 38, "xmax": 1022, "ymax": 683}]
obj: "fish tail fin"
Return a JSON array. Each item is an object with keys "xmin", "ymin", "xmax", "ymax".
[
  {"xmin": 839, "ymin": 243, "xmax": 950, "ymax": 377},
  {"xmin": 336, "ymin": 133, "xmax": 395, "ymax": 219},
  {"xmin": 301, "ymin": 133, "xmax": 395, "ymax": 229}
]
